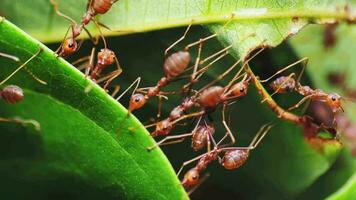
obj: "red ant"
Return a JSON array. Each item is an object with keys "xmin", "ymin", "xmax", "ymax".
[
  {"xmin": 74, "ymin": 46, "xmax": 122, "ymax": 90},
  {"xmin": 147, "ymin": 116, "xmax": 216, "ymax": 152},
  {"xmin": 128, "ymin": 20, "xmax": 236, "ymax": 114},
  {"xmin": 179, "ymin": 124, "xmax": 273, "ymax": 194},
  {"xmin": 258, "ymin": 57, "xmax": 345, "ymax": 125},
  {"xmin": 49, "ymin": 0, "xmax": 118, "ymax": 57}
]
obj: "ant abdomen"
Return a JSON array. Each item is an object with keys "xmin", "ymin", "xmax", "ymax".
[
  {"xmin": 197, "ymin": 86, "xmax": 224, "ymax": 109},
  {"xmin": 92, "ymin": 0, "xmax": 115, "ymax": 14},
  {"xmin": 192, "ymin": 124, "xmax": 215, "ymax": 151},
  {"xmin": 270, "ymin": 76, "xmax": 296, "ymax": 93},
  {"xmin": 163, "ymin": 51, "xmax": 191, "ymax": 79},
  {"xmin": 1, "ymin": 85, "xmax": 24, "ymax": 104},
  {"xmin": 221, "ymin": 149, "xmax": 249, "ymax": 170}
]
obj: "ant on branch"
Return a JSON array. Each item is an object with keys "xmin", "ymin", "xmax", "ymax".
[{"xmin": 179, "ymin": 124, "xmax": 273, "ymax": 195}]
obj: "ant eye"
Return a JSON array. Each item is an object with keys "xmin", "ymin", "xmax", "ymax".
[
  {"xmin": 135, "ymin": 97, "xmax": 141, "ymax": 102},
  {"xmin": 240, "ymin": 87, "xmax": 245, "ymax": 92},
  {"xmin": 68, "ymin": 42, "xmax": 74, "ymax": 48},
  {"xmin": 192, "ymin": 175, "xmax": 198, "ymax": 179},
  {"xmin": 332, "ymin": 96, "xmax": 336, "ymax": 101}
]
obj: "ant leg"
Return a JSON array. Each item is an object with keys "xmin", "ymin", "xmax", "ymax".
[
  {"xmin": 260, "ymin": 57, "xmax": 308, "ymax": 83},
  {"xmin": 177, "ymin": 152, "xmax": 208, "ymax": 176},
  {"xmin": 0, "ymin": 52, "xmax": 19, "ymax": 62},
  {"xmin": 171, "ymin": 111, "xmax": 205, "ymax": 127},
  {"xmin": 23, "ymin": 67, "xmax": 47, "ymax": 85},
  {"xmin": 181, "ymin": 50, "xmax": 229, "ymax": 92},
  {"xmin": 220, "ymin": 124, "xmax": 273, "ymax": 152},
  {"xmin": 248, "ymin": 124, "xmax": 273, "ymax": 149},
  {"xmin": 97, "ymin": 59, "xmax": 123, "ymax": 90},
  {"xmin": 217, "ymin": 104, "xmax": 235, "ymax": 147},
  {"xmin": 111, "ymin": 85, "xmax": 121, "ymax": 98},
  {"xmin": 83, "ymin": 26, "xmax": 100, "ymax": 45},
  {"xmin": 85, "ymin": 47, "xmax": 96, "ymax": 78},
  {"xmin": 72, "ymin": 56, "xmax": 91, "ymax": 68},
  {"xmin": 165, "ymin": 22, "xmax": 193, "ymax": 56},
  {"xmin": 199, "ymin": 45, "xmax": 232, "ymax": 65},
  {"xmin": 49, "ymin": 0, "xmax": 77, "ymax": 24},
  {"xmin": 184, "ymin": 14, "xmax": 235, "ymax": 51},
  {"xmin": 297, "ymin": 57, "xmax": 309, "ymax": 84},
  {"xmin": 287, "ymin": 94, "xmax": 315, "ymax": 111},
  {"xmin": 0, "ymin": 48, "xmax": 42, "ymax": 86},
  {"xmin": 190, "ymin": 39, "xmax": 203, "ymax": 83},
  {"xmin": 157, "ymin": 95, "xmax": 163, "ymax": 118},
  {"xmin": 199, "ymin": 57, "xmax": 243, "ymax": 93},
  {"xmin": 187, "ymin": 173, "xmax": 210, "ymax": 196},
  {"xmin": 116, "ymin": 77, "xmax": 141, "ymax": 101},
  {"xmin": 92, "ymin": 17, "xmax": 108, "ymax": 48},
  {"xmin": 0, "ymin": 117, "xmax": 41, "ymax": 131},
  {"xmin": 146, "ymin": 132, "xmax": 193, "ymax": 151}
]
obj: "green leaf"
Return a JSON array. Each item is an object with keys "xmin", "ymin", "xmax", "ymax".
[
  {"xmin": 326, "ymin": 172, "xmax": 356, "ymax": 200},
  {"xmin": 1, "ymin": 0, "xmax": 355, "ymax": 58},
  {"xmin": 0, "ymin": 18, "xmax": 188, "ymax": 199}
]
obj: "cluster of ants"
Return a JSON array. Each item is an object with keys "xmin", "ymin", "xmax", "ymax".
[{"xmin": 0, "ymin": 0, "xmax": 351, "ymax": 195}]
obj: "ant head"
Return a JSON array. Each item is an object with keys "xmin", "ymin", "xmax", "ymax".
[
  {"xmin": 182, "ymin": 168, "xmax": 200, "ymax": 187},
  {"xmin": 326, "ymin": 92, "xmax": 342, "ymax": 112},
  {"xmin": 128, "ymin": 94, "xmax": 147, "ymax": 112},
  {"xmin": 98, "ymin": 48, "xmax": 116, "ymax": 66},
  {"xmin": 230, "ymin": 81, "xmax": 249, "ymax": 97},
  {"xmin": 61, "ymin": 38, "xmax": 78, "ymax": 56},
  {"xmin": 221, "ymin": 150, "xmax": 249, "ymax": 170},
  {"xmin": 1, "ymin": 85, "xmax": 24, "ymax": 104}
]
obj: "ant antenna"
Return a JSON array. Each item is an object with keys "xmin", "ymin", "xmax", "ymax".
[
  {"xmin": 116, "ymin": 77, "xmax": 141, "ymax": 101},
  {"xmin": 260, "ymin": 57, "xmax": 308, "ymax": 83}
]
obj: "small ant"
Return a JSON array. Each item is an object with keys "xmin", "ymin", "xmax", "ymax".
[
  {"xmin": 49, "ymin": 0, "xmax": 118, "ymax": 56},
  {"xmin": 74, "ymin": 46, "xmax": 122, "ymax": 90},
  {"xmin": 179, "ymin": 124, "xmax": 273, "ymax": 194},
  {"xmin": 147, "ymin": 117, "xmax": 216, "ymax": 152}
]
